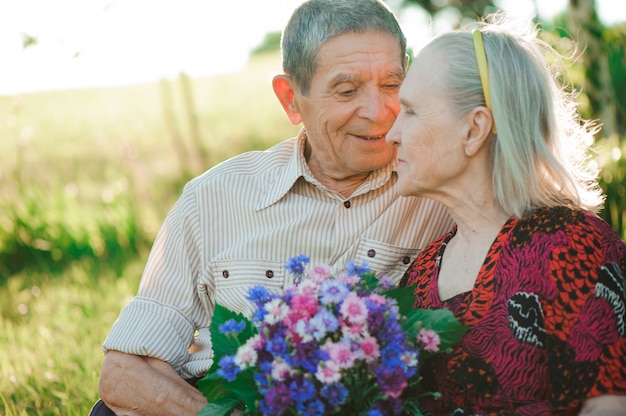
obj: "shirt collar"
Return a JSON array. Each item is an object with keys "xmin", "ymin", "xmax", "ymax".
[{"xmin": 256, "ymin": 129, "xmax": 396, "ymax": 210}]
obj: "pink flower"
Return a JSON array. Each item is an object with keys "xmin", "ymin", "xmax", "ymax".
[
  {"xmin": 271, "ymin": 357, "xmax": 293, "ymax": 381},
  {"xmin": 323, "ymin": 341, "xmax": 356, "ymax": 369},
  {"xmin": 359, "ymin": 336, "xmax": 380, "ymax": 363},
  {"xmin": 263, "ymin": 299, "xmax": 289, "ymax": 325},
  {"xmin": 367, "ymin": 293, "xmax": 387, "ymax": 307},
  {"xmin": 291, "ymin": 293, "xmax": 319, "ymax": 317},
  {"xmin": 315, "ymin": 360, "xmax": 341, "ymax": 384},
  {"xmin": 340, "ymin": 292, "xmax": 368, "ymax": 324},
  {"xmin": 341, "ymin": 321, "xmax": 368, "ymax": 340},
  {"xmin": 295, "ymin": 279, "xmax": 319, "ymax": 297},
  {"xmin": 307, "ymin": 264, "xmax": 332, "ymax": 282},
  {"xmin": 234, "ymin": 343, "xmax": 257, "ymax": 369},
  {"xmin": 417, "ymin": 328, "xmax": 441, "ymax": 352}
]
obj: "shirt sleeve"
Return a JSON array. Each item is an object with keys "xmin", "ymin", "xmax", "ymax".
[{"xmin": 103, "ymin": 183, "xmax": 213, "ymax": 377}]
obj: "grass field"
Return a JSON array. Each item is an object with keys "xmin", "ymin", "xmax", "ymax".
[
  {"xmin": 0, "ymin": 50, "xmax": 624, "ymax": 415},
  {"xmin": 0, "ymin": 51, "xmax": 298, "ymax": 415}
]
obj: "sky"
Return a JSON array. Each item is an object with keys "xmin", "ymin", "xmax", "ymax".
[{"xmin": 0, "ymin": 0, "xmax": 624, "ymax": 96}]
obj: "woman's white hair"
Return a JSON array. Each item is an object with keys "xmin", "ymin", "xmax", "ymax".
[{"xmin": 421, "ymin": 13, "xmax": 604, "ymax": 218}]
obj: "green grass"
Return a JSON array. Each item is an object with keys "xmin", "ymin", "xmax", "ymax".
[
  {"xmin": 0, "ymin": 51, "xmax": 299, "ymax": 415},
  {"xmin": 0, "ymin": 260, "xmax": 143, "ymax": 415}
]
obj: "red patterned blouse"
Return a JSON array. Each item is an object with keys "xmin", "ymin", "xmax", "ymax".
[{"xmin": 401, "ymin": 206, "xmax": 626, "ymax": 416}]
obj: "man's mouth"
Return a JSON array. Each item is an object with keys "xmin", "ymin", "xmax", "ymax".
[{"xmin": 356, "ymin": 134, "xmax": 386, "ymax": 141}]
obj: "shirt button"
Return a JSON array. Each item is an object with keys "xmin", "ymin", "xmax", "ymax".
[
  {"xmin": 265, "ymin": 270, "xmax": 274, "ymax": 278},
  {"xmin": 222, "ymin": 270, "xmax": 229, "ymax": 278},
  {"xmin": 402, "ymin": 256, "xmax": 411, "ymax": 264},
  {"xmin": 343, "ymin": 200, "xmax": 351, "ymax": 208},
  {"xmin": 367, "ymin": 249, "xmax": 376, "ymax": 258}
]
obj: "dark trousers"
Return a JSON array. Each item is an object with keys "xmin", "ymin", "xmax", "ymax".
[{"xmin": 89, "ymin": 399, "xmax": 116, "ymax": 416}]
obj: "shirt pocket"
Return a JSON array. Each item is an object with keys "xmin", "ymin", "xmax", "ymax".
[
  {"xmin": 354, "ymin": 238, "xmax": 420, "ymax": 284},
  {"xmin": 211, "ymin": 259, "xmax": 286, "ymax": 317}
]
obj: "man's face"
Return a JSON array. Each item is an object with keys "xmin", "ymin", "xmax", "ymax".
[{"xmin": 292, "ymin": 31, "xmax": 404, "ymax": 181}]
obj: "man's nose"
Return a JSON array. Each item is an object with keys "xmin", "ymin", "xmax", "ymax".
[{"xmin": 358, "ymin": 89, "xmax": 393, "ymax": 122}]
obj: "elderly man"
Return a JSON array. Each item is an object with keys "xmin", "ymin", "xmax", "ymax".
[{"xmin": 92, "ymin": 0, "xmax": 452, "ymax": 414}]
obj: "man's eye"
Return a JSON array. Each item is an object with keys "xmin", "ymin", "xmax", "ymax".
[
  {"xmin": 339, "ymin": 89, "xmax": 356, "ymax": 97},
  {"xmin": 384, "ymin": 83, "xmax": 400, "ymax": 90}
]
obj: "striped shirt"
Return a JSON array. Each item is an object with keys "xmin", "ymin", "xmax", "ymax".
[{"xmin": 103, "ymin": 130, "xmax": 453, "ymax": 378}]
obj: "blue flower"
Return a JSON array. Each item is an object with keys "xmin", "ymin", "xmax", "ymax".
[
  {"xmin": 321, "ymin": 383, "xmax": 348, "ymax": 407},
  {"xmin": 266, "ymin": 335, "xmax": 288, "ymax": 355},
  {"xmin": 285, "ymin": 254, "xmax": 310, "ymax": 275},
  {"xmin": 216, "ymin": 355, "xmax": 240, "ymax": 382},
  {"xmin": 345, "ymin": 259, "xmax": 370, "ymax": 276},
  {"xmin": 320, "ymin": 279, "xmax": 349, "ymax": 305},
  {"xmin": 296, "ymin": 398, "xmax": 326, "ymax": 416},
  {"xmin": 309, "ymin": 307, "xmax": 339, "ymax": 339},
  {"xmin": 247, "ymin": 285, "xmax": 272, "ymax": 305},
  {"xmin": 289, "ymin": 376, "xmax": 316, "ymax": 402},
  {"xmin": 218, "ymin": 319, "xmax": 245, "ymax": 336}
]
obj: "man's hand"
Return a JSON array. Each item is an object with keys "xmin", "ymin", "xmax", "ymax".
[{"xmin": 99, "ymin": 351, "xmax": 208, "ymax": 416}]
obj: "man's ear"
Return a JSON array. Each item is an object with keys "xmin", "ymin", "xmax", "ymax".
[
  {"xmin": 272, "ymin": 74, "xmax": 302, "ymax": 125},
  {"xmin": 463, "ymin": 107, "xmax": 494, "ymax": 157}
]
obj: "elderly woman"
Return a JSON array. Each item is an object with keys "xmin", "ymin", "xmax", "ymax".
[{"xmin": 386, "ymin": 15, "xmax": 626, "ymax": 416}]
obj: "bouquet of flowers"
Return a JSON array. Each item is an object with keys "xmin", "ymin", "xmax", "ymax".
[{"xmin": 197, "ymin": 255, "xmax": 467, "ymax": 416}]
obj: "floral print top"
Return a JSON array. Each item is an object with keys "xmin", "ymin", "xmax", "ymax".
[{"xmin": 401, "ymin": 206, "xmax": 626, "ymax": 416}]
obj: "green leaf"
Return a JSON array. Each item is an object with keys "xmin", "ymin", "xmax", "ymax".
[
  {"xmin": 197, "ymin": 377, "xmax": 227, "ymax": 404},
  {"xmin": 197, "ymin": 303, "xmax": 260, "ymax": 412},
  {"xmin": 403, "ymin": 308, "xmax": 469, "ymax": 352},
  {"xmin": 228, "ymin": 369, "xmax": 260, "ymax": 413},
  {"xmin": 196, "ymin": 396, "xmax": 241, "ymax": 416},
  {"xmin": 207, "ymin": 304, "xmax": 257, "ymax": 373},
  {"xmin": 360, "ymin": 272, "xmax": 379, "ymax": 291},
  {"xmin": 385, "ymin": 285, "xmax": 418, "ymax": 316}
]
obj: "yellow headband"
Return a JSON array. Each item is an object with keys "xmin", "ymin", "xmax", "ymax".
[{"xmin": 472, "ymin": 29, "xmax": 497, "ymax": 133}]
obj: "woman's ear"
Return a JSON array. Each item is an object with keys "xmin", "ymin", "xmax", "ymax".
[
  {"xmin": 272, "ymin": 75, "xmax": 302, "ymax": 125},
  {"xmin": 463, "ymin": 106, "xmax": 494, "ymax": 157}
]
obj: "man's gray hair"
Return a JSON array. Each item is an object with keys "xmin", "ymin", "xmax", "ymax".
[{"xmin": 281, "ymin": 0, "xmax": 407, "ymax": 95}]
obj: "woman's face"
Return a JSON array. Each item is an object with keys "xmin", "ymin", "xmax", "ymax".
[{"xmin": 386, "ymin": 50, "xmax": 468, "ymax": 198}]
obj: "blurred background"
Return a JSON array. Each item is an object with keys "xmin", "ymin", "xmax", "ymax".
[{"xmin": 0, "ymin": 0, "xmax": 624, "ymax": 414}]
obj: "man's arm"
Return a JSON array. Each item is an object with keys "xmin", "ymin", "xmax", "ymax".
[
  {"xmin": 99, "ymin": 350, "xmax": 208, "ymax": 416},
  {"xmin": 580, "ymin": 395, "xmax": 626, "ymax": 416}
]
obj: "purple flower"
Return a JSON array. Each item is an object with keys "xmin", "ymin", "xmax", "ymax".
[
  {"xmin": 376, "ymin": 360, "xmax": 408, "ymax": 399},
  {"xmin": 288, "ymin": 341, "xmax": 328, "ymax": 374},
  {"xmin": 261, "ymin": 382, "xmax": 294, "ymax": 414},
  {"xmin": 377, "ymin": 275, "xmax": 395, "ymax": 291}
]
